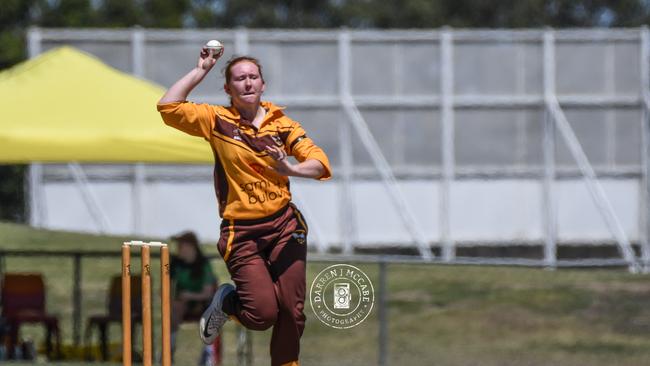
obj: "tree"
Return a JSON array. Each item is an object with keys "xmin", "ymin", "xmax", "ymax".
[
  {"xmin": 143, "ymin": 0, "xmax": 192, "ymax": 28},
  {"xmin": 40, "ymin": 0, "xmax": 95, "ymax": 27},
  {"xmin": 96, "ymin": 0, "xmax": 143, "ymax": 27},
  {"xmin": 0, "ymin": 0, "xmax": 37, "ymax": 68}
]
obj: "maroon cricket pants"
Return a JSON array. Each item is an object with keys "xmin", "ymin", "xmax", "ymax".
[{"xmin": 217, "ymin": 203, "xmax": 308, "ymax": 366}]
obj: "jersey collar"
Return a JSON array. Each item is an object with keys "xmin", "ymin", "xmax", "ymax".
[{"xmin": 216, "ymin": 101, "xmax": 286, "ymax": 130}]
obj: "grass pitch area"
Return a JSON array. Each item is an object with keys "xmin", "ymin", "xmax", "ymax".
[{"xmin": 2, "ymin": 221, "xmax": 650, "ymax": 365}]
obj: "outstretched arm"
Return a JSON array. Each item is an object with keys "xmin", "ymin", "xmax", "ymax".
[{"xmin": 158, "ymin": 47, "xmax": 221, "ymax": 104}]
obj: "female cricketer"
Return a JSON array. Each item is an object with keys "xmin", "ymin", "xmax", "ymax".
[{"xmin": 157, "ymin": 45, "xmax": 331, "ymax": 366}]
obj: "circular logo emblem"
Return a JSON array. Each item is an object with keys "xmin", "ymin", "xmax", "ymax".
[{"xmin": 309, "ymin": 264, "xmax": 375, "ymax": 329}]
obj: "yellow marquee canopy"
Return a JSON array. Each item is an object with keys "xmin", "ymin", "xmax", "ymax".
[{"xmin": 0, "ymin": 46, "xmax": 211, "ymax": 163}]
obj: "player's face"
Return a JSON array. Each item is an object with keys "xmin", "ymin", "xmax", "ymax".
[{"xmin": 225, "ymin": 61, "xmax": 265, "ymax": 109}]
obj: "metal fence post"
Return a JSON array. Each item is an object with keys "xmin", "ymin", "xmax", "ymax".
[
  {"xmin": 235, "ymin": 27, "xmax": 250, "ymax": 56},
  {"xmin": 131, "ymin": 27, "xmax": 146, "ymax": 237},
  {"xmin": 25, "ymin": 29, "xmax": 44, "ymax": 232},
  {"xmin": 542, "ymin": 108, "xmax": 557, "ymax": 268},
  {"xmin": 27, "ymin": 27, "xmax": 41, "ymax": 58},
  {"xmin": 440, "ymin": 27, "xmax": 455, "ymax": 262},
  {"xmin": 27, "ymin": 163, "xmax": 45, "ymax": 228},
  {"xmin": 639, "ymin": 26, "xmax": 650, "ymax": 271},
  {"xmin": 132, "ymin": 163, "xmax": 145, "ymax": 235},
  {"xmin": 542, "ymin": 30, "xmax": 557, "ymax": 268},
  {"xmin": 338, "ymin": 29, "xmax": 357, "ymax": 254},
  {"xmin": 131, "ymin": 27, "xmax": 144, "ymax": 77}
]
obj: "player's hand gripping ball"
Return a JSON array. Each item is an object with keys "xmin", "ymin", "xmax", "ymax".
[
  {"xmin": 199, "ymin": 40, "xmax": 224, "ymax": 71},
  {"xmin": 206, "ymin": 40, "xmax": 224, "ymax": 59}
]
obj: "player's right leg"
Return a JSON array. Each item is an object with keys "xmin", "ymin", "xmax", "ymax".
[
  {"xmin": 199, "ymin": 220, "xmax": 279, "ymax": 343},
  {"xmin": 219, "ymin": 254, "xmax": 278, "ymax": 330}
]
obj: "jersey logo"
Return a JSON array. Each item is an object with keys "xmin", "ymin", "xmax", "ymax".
[
  {"xmin": 233, "ymin": 128, "xmax": 243, "ymax": 141},
  {"xmin": 248, "ymin": 162, "xmax": 265, "ymax": 175},
  {"xmin": 292, "ymin": 230, "xmax": 307, "ymax": 244},
  {"xmin": 271, "ymin": 134, "xmax": 284, "ymax": 147}
]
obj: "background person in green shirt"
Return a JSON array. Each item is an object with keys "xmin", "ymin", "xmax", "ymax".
[{"xmin": 170, "ymin": 231, "xmax": 218, "ymax": 360}]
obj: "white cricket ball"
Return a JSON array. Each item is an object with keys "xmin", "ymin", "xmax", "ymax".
[{"xmin": 205, "ymin": 39, "xmax": 224, "ymax": 58}]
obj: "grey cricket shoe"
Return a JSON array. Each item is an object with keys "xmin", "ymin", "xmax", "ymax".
[{"xmin": 199, "ymin": 283, "xmax": 235, "ymax": 345}]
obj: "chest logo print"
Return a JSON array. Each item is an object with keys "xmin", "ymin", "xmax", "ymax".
[
  {"xmin": 248, "ymin": 162, "xmax": 265, "ymax": 175},
  {"xmin": 271, "ymin": 134, "xmax": 283, "ymax": 147},
  {"xmin": 233, "ymin": 128, "xmax": 243, "ymax": 141}
]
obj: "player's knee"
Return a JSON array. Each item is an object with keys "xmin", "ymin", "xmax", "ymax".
[
  {"xmin": 249, "ymin": 308, "xmax": 277, "ymax": 330},
  {"xmin": 243, "ymin": 300, "xmax": 278, "ymax": 330},
  {"xmin": 278, "ymin": 298, "xmax": 304, "ymax": 318}
]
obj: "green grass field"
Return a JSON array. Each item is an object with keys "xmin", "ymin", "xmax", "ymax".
[{"xmin": 3, "ymin": 221, "xmax": 650, "ymax": 365}]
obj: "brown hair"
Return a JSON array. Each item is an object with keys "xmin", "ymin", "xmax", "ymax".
[{"xmin": 223, "ymin": 55, "xmax": 265, "ymax": 84}]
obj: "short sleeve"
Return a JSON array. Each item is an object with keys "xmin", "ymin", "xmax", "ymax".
[
  {"xmin": 286, "ymin": 121, "xmax": 332, "ymax": 180},
  {"xmin": 157, "ymin": 101, "xmax": 216, "ymax": 139}
]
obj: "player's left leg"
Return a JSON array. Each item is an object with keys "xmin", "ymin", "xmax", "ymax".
[{"xmin": 267, "ymin": 205, "xmax": 308, "ymax": 366}]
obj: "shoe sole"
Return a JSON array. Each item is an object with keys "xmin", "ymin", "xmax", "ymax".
[{"xmin": 199, "ymin": 284, "xmax": 234, "ymax": 344}]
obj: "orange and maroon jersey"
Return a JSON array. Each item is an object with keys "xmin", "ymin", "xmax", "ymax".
[{"xmin": 157, "ymin": 101, "xmax": 332, "ymax": 220}]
